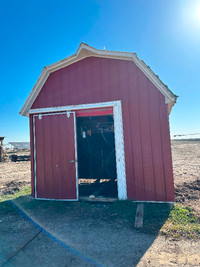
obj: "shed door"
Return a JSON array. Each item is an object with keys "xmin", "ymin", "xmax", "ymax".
[{"xmin": 34, "ymin": 112, "xmax": 77, "ymax": 200}]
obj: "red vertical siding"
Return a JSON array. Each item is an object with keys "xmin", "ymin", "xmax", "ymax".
[
  {"xmin": 35, "ymin": 116, "xmax": 45, "ymax": 197},
  {"xmin": 42, "ymin": 115, "xmax": 53, "ymax": 198},
  {"xmin": 148, "ymin": 84, "xmax": 167, "ymax": 201},
  {"xmin": 30, "ymin": 57, "xmax": 174, "ymax": 202},
  {"xmin": 138, "ymin": 74, "xmax": 155, "ymax": 200},
  {"xmin": 126, "ymin": 64, "xmax": 146, "ymax": 200},
  {"xmin": 119, "ymin": 61, "xmax": 135, "ymax": 199},
  {"xmin": 34, "ymin": 113, "xmax": 77, "ymax": 199}
]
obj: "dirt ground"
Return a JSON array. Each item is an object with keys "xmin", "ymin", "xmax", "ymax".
[
  {"xmin": 171, "ymin": 141, "xmax": 200, "ymax": 216},
  {"xmin": 1, "ymin": 198, "xmax": 200, "ymax": 267},
  {"xmin": 0, "ymin": 160, "xmax": 30, "ymax": 196},
  {"xmin": 0, "ymin": 141, "xmax": 200, "ymax": 266}
]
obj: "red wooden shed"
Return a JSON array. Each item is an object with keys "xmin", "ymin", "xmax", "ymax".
[{"xmin": 20, "ymin": 43, "xmax": 177, "ymax": 202}]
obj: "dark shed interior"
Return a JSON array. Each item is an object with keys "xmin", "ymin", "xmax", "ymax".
[{"xmin": 77, "ymin": 115, "xmax": 118, "ymax": 198}]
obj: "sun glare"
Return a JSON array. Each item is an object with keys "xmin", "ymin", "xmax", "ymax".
[
  {"xmin": 183, "ymin": 1, "xmax": 200, "ymax": 29},
  {"xmin": 196, "ymin": 4, "xmax": 200, "ymax": 20}
]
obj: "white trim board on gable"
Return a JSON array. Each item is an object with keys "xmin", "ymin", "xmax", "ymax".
[{"xmin": 20, "ymin": 43, "xmax": 178, "ymax": 117}]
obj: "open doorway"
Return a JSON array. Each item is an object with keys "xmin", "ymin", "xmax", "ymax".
[{"xmin": 77, "ymin": 114, "xmax": 118, "ymax": 199}]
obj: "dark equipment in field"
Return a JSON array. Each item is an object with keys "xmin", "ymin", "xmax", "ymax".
[{"xmin": 9, "ymin": 154, "xmax": 31, "ymax": 162}]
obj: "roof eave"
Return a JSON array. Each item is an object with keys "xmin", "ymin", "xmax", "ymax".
[{"xmin": 20, "ymin": 43, "xmax": 177, "ymax": 117}]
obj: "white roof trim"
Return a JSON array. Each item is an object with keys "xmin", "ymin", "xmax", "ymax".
[{"xmin": 20, "ymin": 43, "xmax": 177, "ymax": 117}]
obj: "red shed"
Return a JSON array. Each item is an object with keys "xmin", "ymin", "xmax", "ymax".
[{"xmin": 20, "ymin": 43, "xmax": 177, "ymax": 202}]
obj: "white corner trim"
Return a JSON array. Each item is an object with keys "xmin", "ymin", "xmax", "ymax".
[
  {"xmin": 113, "ymin": 101, "xmax": 127, "ymax": 199},
  {"xmin": 31, "ymin": 100, "xmax": 127, "ymax": 200},
  {"xmin": 20, "ymin": 43, "xmax": 176, "ymax": 117},
  {"xmin": 21, "ymin": 70, "xmax": 50, "ymax": 117}
]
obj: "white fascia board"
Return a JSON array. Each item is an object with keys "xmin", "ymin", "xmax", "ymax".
[
  {"xmin": 131, "ymin": 54, "xmax": 176, "ymax": 103},
  {"xmin": 20, "ymin": 43, "xmax": 176, "ymax": 117},
  {"xmin": 20, "ymin": 69, "xmax": 50, "ymax": 116}
]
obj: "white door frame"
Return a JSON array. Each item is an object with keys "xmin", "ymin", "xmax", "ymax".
[{"xmin": 30, "ymin": 100, "xmax": 127, "ymax": 200}]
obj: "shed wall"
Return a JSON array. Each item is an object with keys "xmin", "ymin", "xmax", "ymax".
[{"xmin": 30, "ymin": 57, "xmax": 174, "ymax": 201}]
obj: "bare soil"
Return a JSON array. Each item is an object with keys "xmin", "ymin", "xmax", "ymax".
[
  {"xmin": 171, "ymin": 141, "xmax": 200, "ymax": 215},
  {"xmin": 137, "ymin": 237, "xmax": 200, "ymax": 266},
  {"xmin": 0, "ymin": 141, "xmax": 200, "ymax": 266},
  {"xmin": 0, "ymin": 160, "xmax": 30, "ymax": 196}
]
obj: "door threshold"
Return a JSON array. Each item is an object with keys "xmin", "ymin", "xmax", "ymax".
[{"xmin": 79, "ymin": 196, "xmax": 118, "ymax": 202}]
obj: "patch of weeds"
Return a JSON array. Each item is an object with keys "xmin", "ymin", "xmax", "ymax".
[
  {"xmin": 139, "ymin": 203, "xmax": 200, "ymax": 239},
  {"xmin": 0, "ymin": 186, "xmax": 31, "ymax": 215},
  {"xmin": 169, "ymin": 205, "xmax": 198, "ymax": 224},
  {"xmin": 160, "ymin": 204, "xmax": 200, "ymax": 239},
  {"xmin": 0, "ymin": 186, "xmax": 31, "ymax": 203}
]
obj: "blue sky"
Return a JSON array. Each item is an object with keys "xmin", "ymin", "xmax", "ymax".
[{"xmin": 1, "ymin": 0, "xmax": 200, "ymax": 143}]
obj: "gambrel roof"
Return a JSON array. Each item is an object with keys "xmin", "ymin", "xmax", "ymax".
[{"xmin": 20, "ymin": 43, "xmax": 177, "ymax": 116}]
